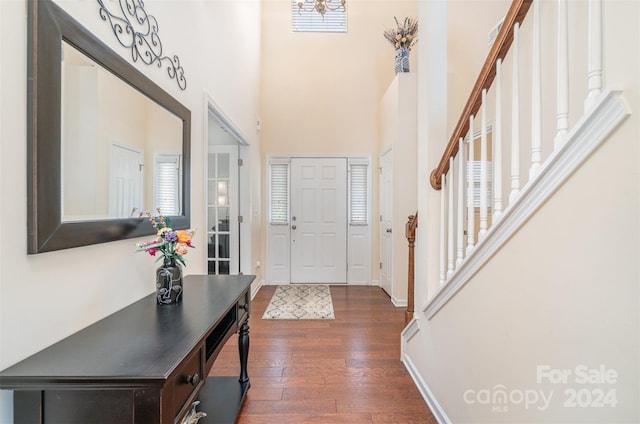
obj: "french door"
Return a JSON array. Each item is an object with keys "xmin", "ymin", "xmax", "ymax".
[{"xmin": 207, "ymin": 145, "xmax": 239, "ymax": 275}]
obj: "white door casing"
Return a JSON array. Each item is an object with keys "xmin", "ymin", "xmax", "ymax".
[
  {"xmin": 205, "ymin": 93, "xmax": 252, "ymax": 277},
  {"xmin": 290, "ymin": 158, "xmax": 347, "ymax": 283},
  {"xmin": 380, "ymin": 149, "xmax": 393, "ymax": 296}
]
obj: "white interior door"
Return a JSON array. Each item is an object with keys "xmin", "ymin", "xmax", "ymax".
[
  {"xmin": 109, "ymin": 143, "xmax": 143, "ymax": 218},
  {"xmin": 290, "ymin": 158, "xmax": 347, "ymax": 283},
  {"xmin": 380, "ymin": 149, "xmax": 393, "ymax": 296}
]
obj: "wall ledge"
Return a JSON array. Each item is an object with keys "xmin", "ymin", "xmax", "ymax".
[
  {"xmin": 423, "ymin": 89, "xmax": 630, "ymax": 320},
  {"xmin": 401, "ymin": 317, "xmax": 420, "ymax": 342}
]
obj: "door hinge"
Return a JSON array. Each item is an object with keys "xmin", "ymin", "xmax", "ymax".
[
  {"xmin": 379, "ymin": 262, "xmax": 382, "ymax": 270},
  {"xmin": 238, "ymin": 215, "xmax": 244, "ymax": 224},
  {"xmin": 379, "ymin": 215, "xmax": 382, "ymax": 222},
  {"xmin": 378, "ymin": 167, "xmax": 382, "ymax": 174},
  {"xmin": 238, "ymin": 158, "xmax": 244, "ymax": 166}
]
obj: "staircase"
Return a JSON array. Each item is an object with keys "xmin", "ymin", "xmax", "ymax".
[{"xmin": 402, "ymin": 0, "xmax": 638, "ymax": 422}]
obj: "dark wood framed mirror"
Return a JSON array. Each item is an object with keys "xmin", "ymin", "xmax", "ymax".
[{"xmin": 27, "ymin": 0, "xmax": 191, "ymax": 254}]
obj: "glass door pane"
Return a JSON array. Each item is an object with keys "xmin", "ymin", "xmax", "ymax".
[{"xmin": 207, "ymin": 147, "xmax": 238, "ymax": 275}]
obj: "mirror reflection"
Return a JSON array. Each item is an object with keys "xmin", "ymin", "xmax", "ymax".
[{"xmin": 61, "ymin": 41, "xmax": 183, "ymax": 222}]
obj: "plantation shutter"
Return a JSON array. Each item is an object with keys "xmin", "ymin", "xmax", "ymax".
[
  {"xmin": 291, "ymin": 2, "xmax": 347, "ymax": 33},
  {"xmin": 155, "ymin": 154, "xmax": 182, "ymax": 215},
  {"xmin": 466, "ymin": 161, "xmax": 493, "ymax": 208},
  {"xmin": 349, "ymin": 163, "xmax": 367, "ymax": 225},
  {"xmin": 270, "ymin": 163, "xmax": 289, "ymax": 224}
]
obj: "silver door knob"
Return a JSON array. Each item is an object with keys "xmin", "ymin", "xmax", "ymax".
[{"xmin": 292, "ymin": 225, "xmax": 297, "ymax": 230}]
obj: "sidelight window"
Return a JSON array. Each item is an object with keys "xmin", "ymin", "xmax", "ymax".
[
  {"xmin": 269, "ymin": 162, "xmax": 289, "ymax": 224},
  {"xmin": 154, "ymin": 153, "xmax": 182, "ymax": 215},
  {"xmin": 348, "ymin": 163, "xmax": 368, "ymax": 225}
]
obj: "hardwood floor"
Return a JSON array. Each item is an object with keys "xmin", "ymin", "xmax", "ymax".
[{"xmin": 210, "ymin": 285, "xmax": 436, "ymax": 423}]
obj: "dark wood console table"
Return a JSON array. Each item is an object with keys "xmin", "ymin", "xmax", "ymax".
[{"xmin": 0, "ymin": 274, "xmax": 255, "ymax": 424}]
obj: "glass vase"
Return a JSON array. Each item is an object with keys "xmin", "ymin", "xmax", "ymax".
[{"xmin": 156, "ymin": 258, "xmax": 183, "ymax": 305}]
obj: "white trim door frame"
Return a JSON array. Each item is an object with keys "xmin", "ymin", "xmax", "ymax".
[
  {"xmin": 380, "ymin": 148, "xmax": 393, "ymax": 297},
  {"xmin": 204, "ymin": 93, "xmax": 251, "ymax": 276},
  {"xmin": 267, "ymin": 154, "xmax": 372, "ymax": 285}
]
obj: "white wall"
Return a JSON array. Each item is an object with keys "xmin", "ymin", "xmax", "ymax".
[
  {"xmin": 0, "ymin": 0, "xmax": 262, "ymax": 421},
  {"xmin": 407, "ymin": 0, "xmax": 640, "ymax": 422}
]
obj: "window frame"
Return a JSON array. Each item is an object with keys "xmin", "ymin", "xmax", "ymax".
[
  {"xmin": 154, "ymin": 152, "xmax": 182, "ymax": 216},
  {"xmin": 291, "ymin": 1, "xmax": 347, "ymax": 33}
]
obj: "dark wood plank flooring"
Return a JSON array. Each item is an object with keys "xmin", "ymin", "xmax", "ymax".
[{"xmin": 210, "ymin": 285, "xmax": 436, "ymax": 423}]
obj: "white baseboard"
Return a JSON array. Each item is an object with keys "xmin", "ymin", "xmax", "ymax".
[
  {"xmin": 370, "ymin": 279, "xmax": 380, "ymax": 287},
  {"xmin": 402, "ymin": 354, "xmax": 452, "ymax": 424},
  {"xmin": 250, "ymin": 279, "xmax": 264, "ymax": 299},
  {"xmin": 400, "ymin": 317, "xmax": 420, "ymax": 359},
  {"xmin": 392, "ymin": 296, "xmax": 408, "ymax": 307}
]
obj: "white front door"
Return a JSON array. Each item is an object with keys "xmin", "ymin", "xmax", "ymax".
[
  {"xmin": 380, "ymin": 149, "xmax": 393, "ymax": 296},
  {"xmin": 290, "ymin": 158, "xmax": 347, "ymax": 283},
  {"xmin": 109, "ymin": 143, "xmax": 143, "ymax": 218}
]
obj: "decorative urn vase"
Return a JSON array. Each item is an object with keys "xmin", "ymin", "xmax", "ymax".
[
  {"xmin": 156, "ymin": 258, "xmax": 183, "ymax": 304},
  {"xmin": 395, "ymin": 47, "xmax": 410, "ymax": 74}
]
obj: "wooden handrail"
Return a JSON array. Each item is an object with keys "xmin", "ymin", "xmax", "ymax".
[
  {"xmin": 429, "ymin": 0, "xmax": 533, "ymax": 190},
  {"xmin": 405, "ymin": 212, "xmax": 418, "ymax": 324}
]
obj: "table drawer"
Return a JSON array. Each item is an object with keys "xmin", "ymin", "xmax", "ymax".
[{"xmin": 172, "ymin": 347, "xmax": 203, "ymax": 420}]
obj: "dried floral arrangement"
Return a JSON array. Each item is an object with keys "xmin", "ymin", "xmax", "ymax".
[{"xmin": 383, "ymin": 17, "xmax": 418, "ymax": 51}]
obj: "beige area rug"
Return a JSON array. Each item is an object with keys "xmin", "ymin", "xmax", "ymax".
[{"xmin": 262, "ymin": 285, "xmax": 335, "ymax": 320}]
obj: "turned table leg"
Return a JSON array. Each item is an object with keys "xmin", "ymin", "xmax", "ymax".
[{"xmin": 238, "ymin": 321, "xmax": 250, "ymax": 385}]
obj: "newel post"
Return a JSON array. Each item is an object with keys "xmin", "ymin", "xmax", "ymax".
[{"xmin": 405, "ymin": 212, "xmax": 418, "ymax": 324}]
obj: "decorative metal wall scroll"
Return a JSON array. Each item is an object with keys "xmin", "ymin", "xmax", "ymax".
[{"xmin": 97, "ymin": 0, "xmax": 187, "ymax": 90}]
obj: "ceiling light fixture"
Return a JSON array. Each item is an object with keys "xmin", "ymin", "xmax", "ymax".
[{"xmin": 296, "ymin": 0, "xmax": 346, "ymax": 17}]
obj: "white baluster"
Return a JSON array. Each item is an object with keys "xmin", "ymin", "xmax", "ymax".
[
  {"xmin": 447, "ymin": 159, "xmax": 455, "ymax": 277},
  {"xmin": 456, "ymin": 137, "xmax": 465, "ymax": 267},
  {"xmin": 479, "ymin": 89, "xmax": 488, "ymax": 239},
  {"xmin": 466, "ymin": 116, "xmax": 475, "ymax": 254},
  {"xmin": 585, "ymin": 0, "xmax": 603, "ymax": 111},
  {"xmin": 440, "ymin": 173, "xmax": 447, "ymax": 286},
  {"xmin": 510, "ymin": 23, "xmax": 521, "ymax": 204},
  {"xmin": 555, "ymin": 0, "xmax": 569, "ymax": 149},
  {"xmin": 494, "ymin": 58, "xmax": 503, "ymax": 221},
  {"xmin": 530, "ymin": 0, "xmax": 542, "ymax": 178}
]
